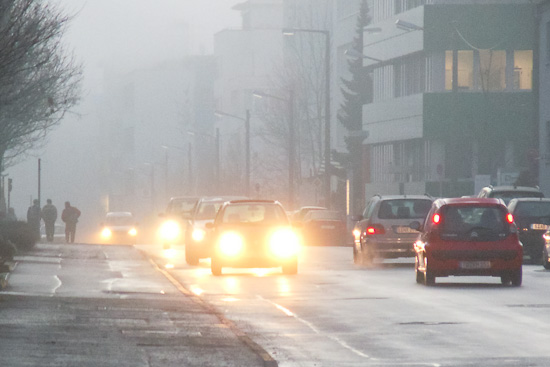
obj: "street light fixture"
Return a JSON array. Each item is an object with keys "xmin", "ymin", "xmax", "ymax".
[
  {"xmin": 283, "ymin": 27, "xmax": 332, "ymax": 208},
  {"xmin": 395, "ymin": 19, "xmax": 424, "ymax": 32},
  {"xmin": 253, "ymin": 89, "xmax": 296, "ymax": 210},
  {"xmin": 214, "ymin": 109, "xmax": 250, "ymax": 197}
]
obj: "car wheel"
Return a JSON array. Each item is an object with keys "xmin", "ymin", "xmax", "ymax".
[
  {"xmin": 415, "ymin": 256, "xmax": 423, "ymax": 284},
  {"xmin": 185, "ymin": 247, "xmax": 199, "ymax": 266},
  {"xmin": 500, "ymin": 275, "xmax": 511, "ymax": 286},
  {"xmin": 510, "ymin": 269, "xmax": 522, "ymax": 287},
  {"xmin": 211, "ymin": 257, "xmax": 222, "ymax": 276},
  {"xmin": 353, "ymin": 245, "xmax": 359, "ymax": 264},
  {"xmin": 423, "ymin": 257, "xmax": 435, "ymax": 286},
  {"xmin": 361, "ymin": 242, "xmax": 374, "ymax": 266},
  {"xmin": 543, "ymin": 247, "xmax": 550, "ymax": 270},
  {"xmin": 282, "ymin": 258, "xmax": 298, "ymax": 275}
]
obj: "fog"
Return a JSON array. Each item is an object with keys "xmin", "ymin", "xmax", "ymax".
[{"xmin": 8, "ymin": 0, "xmax": 242, "ymax": 240}]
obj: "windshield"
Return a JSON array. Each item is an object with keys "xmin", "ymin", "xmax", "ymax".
[
  {"xmin": 105, "ymin": 215, "xmax": 134, "ymax": 226},
  {"xmin": 221, "ymin": 203, "xmax": 288, "ymax": 225},
  {"xmin": 378, "ymin": 199, "xmax": 432, "ymax": 220},
  {"xmin": 195, "ymin": 201, "xmax": 225, "ymax": 220},
  {"xmin": 167, "ymin": 199, "xmax": 197, "ymax": 214}
]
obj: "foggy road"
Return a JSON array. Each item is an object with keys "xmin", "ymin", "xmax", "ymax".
[{"xmin": 155, "ymin": 245, "xmax": 550, "ymax": 367}]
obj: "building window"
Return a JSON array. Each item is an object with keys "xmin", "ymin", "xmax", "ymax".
[
  {"xmin": 445, "ymin": 50, "xmax": 474, "ymax": 90},
  {"xmin": 513, "ymin": 50, "xmax": 533, "ymax": 90},
  {"xmin": 395, "ymin": 53, "xmax": 426, "ymax": 97},
  {"xmin": 479, "ymin": 50, "xmax": 506, "ymax": 91}
]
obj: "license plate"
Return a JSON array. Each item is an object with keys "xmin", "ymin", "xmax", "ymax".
[
  {"xmin": 396, "ymin": 226, "xmax": 417, "ymax": 234},
  {"xmin": 321, "ymin": 225, "xmax": 335, "ymax": 230},
  {"xmin": 459, "ymin": 261, "xmax": 491, "ymax": 269},
  {"xmin": 531, "ymin": 223, "xmax": 548, "ymax": 230}
]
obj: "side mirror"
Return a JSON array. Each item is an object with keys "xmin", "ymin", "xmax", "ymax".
[
  {"xmin": 409, "ymin": 221, "xmax": 422, "ymax": 232},
  {"xmin": 205, "ymin": 222, "xmax": 215, "ymax": 229},
  {"xmin": 350, "ymin": 215, "xmax": 363, "ymax": 222}
]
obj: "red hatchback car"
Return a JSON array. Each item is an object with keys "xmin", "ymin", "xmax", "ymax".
[{"xmin": 412, "ymin": 198, "xmax": 523, "ymax": 286}]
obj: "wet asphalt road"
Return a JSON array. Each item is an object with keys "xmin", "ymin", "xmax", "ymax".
[{"xmin": 0, "ymin": 243, "xmax": 264, "ymax": 367}]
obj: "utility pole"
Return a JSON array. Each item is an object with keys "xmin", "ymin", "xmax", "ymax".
[{"xmin": 245, "ymin": 109, "xmax": 250, "ymax": 197}]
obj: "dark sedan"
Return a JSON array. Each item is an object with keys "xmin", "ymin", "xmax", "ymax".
[{"xmin": 508, "ymin": 198, "xmax": 550, "ymax": 263}]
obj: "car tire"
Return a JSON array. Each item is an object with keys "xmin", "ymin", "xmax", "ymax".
[
  {"xmin": 423, "ymin": 257, "xmax": 435, "ymax": 286},
  {"xmin": 353, "ymin": 245, "xmax": 359, "ymax": 264},
  {"xmin": 361, "ymin": 242, "xmax": 374, "ymax": 266},
  {"xmin": 543, "ymin": 247, "xmax": 550, "ymax": 270},
  {"xmin": 282, "ymin": 258, "xmax": 298, "ymax": 275},
  {"xmin": 415, "ymin": 256, "xmax": 423, "ymax": 284},
  {"xmin": 185, "ymin": 247, "xmax": 199, "ymax": 266},
  {"xmin": 211, "ymin": 257, "xmax": 222, "ymax": 276},
  {"xmin": 510, "ymin": 269, "xmax": 522, "ymax": 287}
]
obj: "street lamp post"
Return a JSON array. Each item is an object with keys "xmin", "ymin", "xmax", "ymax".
[
  {"xmin": 283, "ymin": 28, "xmax": 331, "ymax": 209},
  {"xmin": 253, "ymin": 89, "xmax": 295, "ymax": 209},
  {"xmin": 214, "ymin": 110, "xmax": 250, "ymax": 197}
]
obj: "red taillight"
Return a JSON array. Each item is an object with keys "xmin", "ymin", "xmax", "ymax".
[
  {"xmin": 365, "ymin": 225, "xmax": 385, "ymax": 235},
  {"xmin": 432, "ymin": 213, "xmax": 441, "ymax": 224},
  {"xmin": 506, "ymin": 213, "xmax": 514, "ymax": 224}
]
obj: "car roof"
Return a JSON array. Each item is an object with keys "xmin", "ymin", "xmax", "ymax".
[
  {"xmin": 509, "ymin": 197, "xmax": 550, "ymax": 203},
  {"xmin": 486, "ymin": 185, "xmax": 542, "ymax": 193},
  {"xmin": 106, "ymin": 211, "xmax": 133, "ymax": 217},
  {"xmin": 375, "ymin": 195, "xmax": 433, "ymax": 200},
  {"xmin": 436, "ymin": 197, "xmax": 504, "ymax": 206},
  {"xmin": 226, "ymin": 199, "xmax": 280, "ymax": 204},
  {"xmin": 169, "ymin": 196, "xmax": 200, "ymax": 202},
  {"xmin": 197, "ymin": 196, "xmax": 248, "ymax": 204}
]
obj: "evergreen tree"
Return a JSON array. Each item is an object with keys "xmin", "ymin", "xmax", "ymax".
[{"xmin": 338, "ymin": 0, "xmax": 372, "ymax": 149}]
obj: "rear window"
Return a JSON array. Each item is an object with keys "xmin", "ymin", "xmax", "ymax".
[
  {"xmin": 490, "ymin": 191, "xmax": 543, "ymax": 205},
  {"xmin": 513, "ymin": 202, "xmax": 550, "ymax": 218},
  {"xmin": 106, "ymin": 215, "xmax": 134, "ymax": 226},
  {"xmin": 441, "ymin": 205, "xmax": 509, "ymax": 241},
  {"xmin": 195, "ymin": 201, "xmax": 225, "ymax": 220},
  {"xmin": 378, "ymin": 199, "xmax": 432, "ymax": 220},
  {"xmin": 167, "ymin": 199, "xmax": 197, "ymax": 214}
]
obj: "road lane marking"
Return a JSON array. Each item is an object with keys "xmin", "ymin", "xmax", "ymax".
[{"xmin": 259, "ymin": 296, "xmax": 370, "ymax": 359}]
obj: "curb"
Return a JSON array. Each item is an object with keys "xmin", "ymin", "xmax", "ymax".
[{"xmin": 143, "ymin": 251, "xmax": 278, "ymax": 367}]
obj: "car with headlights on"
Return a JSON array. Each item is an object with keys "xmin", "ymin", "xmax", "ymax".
[
  {"xmin": 158, "ymin": 196, "xmax": 199, "ymax": 249},
  {"xmin": 508, "ymin": 198, "xmax": 550, "ymax": 263},
  {"xmin": 100, "ymin": 212, "xmax": 138, "ymax": 245},
  {"xmin": 184, "ymin": 196, "xmax": 246, "ymax": 265},
  {"xmin": 411, "ymin": 197, "xmax": 523, "ymax": 286},
  {"xmin": 207, "ymin": 200, "xmax": 300, "ymax": 276}
]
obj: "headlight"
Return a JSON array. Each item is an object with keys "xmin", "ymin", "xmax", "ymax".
[
  {"xmin": 270, "ymin": 228, "xmax": 299, "ymax": 258},
  {"xmin": 128, "ymin": 228, "xmax": 137, "ymax": 236},
  {"xmin": 192, "ymin": 228, "xmax": 206, "ymax": 242},
  {"xmin": 101, "ymin": 228, "xmax": 112, "ymax": 239},
  {"xmin": 218, "ymin": 232, "xmax": 243, "ymax": 257},
  {"xmin": 352, "ymin": 229, "xmax": 361, "ymax": 239},
  {"xmin": 160, "ymin": 220, "xmax": 180, "ymax": 241}
]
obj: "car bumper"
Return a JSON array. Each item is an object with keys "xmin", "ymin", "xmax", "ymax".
[
  {"xmin": 426, "ymin": 255, "xmax": 522, "ymax": 277},
  {"xmin": 365, "ymin": 239, "xmax": 415, "ymax": 258}
]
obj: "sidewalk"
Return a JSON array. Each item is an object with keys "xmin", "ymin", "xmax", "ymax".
[{"xmin": 0, "ymin": 242, "xmax": 273, "ymax": 367}]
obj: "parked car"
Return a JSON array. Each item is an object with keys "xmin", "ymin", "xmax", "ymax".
[
  {"xmin": 291, "ymin": 206, "xmax": 327, "ymax": 224},
  {"xmin": 100, "ymin": 212, "xmax": 138, "ymax": 245},
  {"xmin": 412, "ymin": 197, "xmax": 523, "ymax": 286},
  {"xmin": 301, "ymin": 210, "xmax": 347, "ymax": 246},
  {"xmin": 508, "ymin": 198, "xmax": 550, "ymax": 263},
  {"xmin": 208, "ymin": 200, "xmax": 299, "ymax": 275},
  {"xmin": 352, "ymin": 195, "xmax": 433, "ymax": 264},
  {"xmin": 158, "ymin": 196, "xmax": 200, "ymax": 248},
  {"xmin": 542, "ymin": 229, "xmax": 550, "ymax": 269},
  {"xmin": 184, "ymin": 196, "xmax": 246, "ymax": 265},
  {"xmin": 477, "ymin": 185, "xmax": 544, "ymax": 205}
]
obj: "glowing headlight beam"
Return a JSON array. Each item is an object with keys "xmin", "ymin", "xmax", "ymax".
[
  {"xmin": 270, "ymin": 228, "xmax": 299, "ymax": 258},
  {"xmin": 128, "ymin": 228, "xmax": 137, "ymax": 236},
  {"xmin": 101, "ymin": 228, "xmax": 112, "ymax": 239},
  {"xmin": 192, "ymin": 228, "xmax": 206, "ymax": 242},
  {"xmin": 219, "ymin": 232, "xmax": 244, "ymax": 257},
  {"xmin": 160, "ymin": 220, "xmax": 180, "ymax": 241}
]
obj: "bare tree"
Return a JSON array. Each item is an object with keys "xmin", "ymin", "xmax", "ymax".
[{"xmin": 0, "ymin": 0, "xmax": 82, "ymax": 170}]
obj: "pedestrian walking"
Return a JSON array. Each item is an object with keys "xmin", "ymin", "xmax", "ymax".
[
  {"xmin": 61, "ymin": 201, "xmax": 81, "ymax": 243},
  {"xmin": 41, "ymin": 199, "xmax": 58, "ymax": 242},
  {"xmin": 26, "ymin": 199, "xmax": 41, "ymax": 241}
]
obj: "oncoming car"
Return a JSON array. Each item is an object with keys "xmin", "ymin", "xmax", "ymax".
[
  {"xmin": 207, "ymin": 200, "xmax": 300, "ymax": 276},
  {"xmin": 158, "ymin": 196, "xmax": 199, "ymax": 248},
  {"xmin": 100, "ymin": 212, "xmax": 138, "ymax": 244},
  {"xmin": 185, "ymin": 196, "xmax": 246, "ymax": 265},
  {"xmin": 412, "ymin": 198, "xmax": 523, "ymax": 286}
]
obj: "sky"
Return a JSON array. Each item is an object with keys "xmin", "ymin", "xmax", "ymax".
[{"xmin": 8, "ymin": 0, "xmax": 242, "ymax": 230}]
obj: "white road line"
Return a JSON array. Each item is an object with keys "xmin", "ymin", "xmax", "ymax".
[{"xmin": 258, "ymin": 296, "xmax": 370, "ymax": 359}]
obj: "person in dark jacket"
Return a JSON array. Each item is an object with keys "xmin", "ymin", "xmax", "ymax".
[
  {"xmin": 26, "ymin": 199, "xmax": 41, "ymax": 241},
  {"xmin": 41, "ymin": 199, "xmax": 58, "ymax": 242},
  {"xmin": 61, "ymin": 201, "xmax": 81, "ymax": 243}
]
